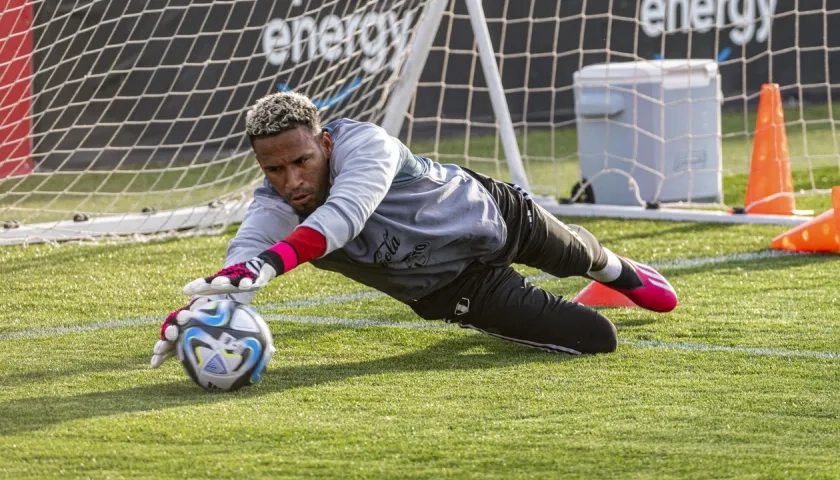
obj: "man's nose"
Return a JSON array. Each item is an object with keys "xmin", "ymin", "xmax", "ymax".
[{"xmin": 286, "ymin": 171, "xmax": 304, "ymax": 190}]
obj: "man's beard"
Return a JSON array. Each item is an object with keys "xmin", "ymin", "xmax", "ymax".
[{"xmin": 292, "ymin": 156, "xmax": 330, "ymax": 218}]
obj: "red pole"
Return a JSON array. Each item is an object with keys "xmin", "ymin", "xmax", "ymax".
[{"xmin": 0, "ymin": 0, "xmax": 34, "ymax": 178}]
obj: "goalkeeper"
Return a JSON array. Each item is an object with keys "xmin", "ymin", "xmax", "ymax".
[{"xmin": 152, "ymin": 91, "xmax": 678, "ymax": 367}]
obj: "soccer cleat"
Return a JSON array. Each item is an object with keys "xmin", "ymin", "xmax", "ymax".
[{"xmin": 605, "ymin": 257, "xmax": 678, "ymax": 313}]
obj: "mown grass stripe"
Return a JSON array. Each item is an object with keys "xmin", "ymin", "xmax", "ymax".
[
  {"xmin": 1, "ymin": 250, "xmax": 814, "ymax": 344},
  {"xmin": 3, "ymin": 312, "xmax": 836, "ymax": 361},
  {"xmin": 628, "ymin": 339, "xmax": 840, "ymax": 360},
  {"xmin": 264, "ymin": 314, "xmax": 451, "ymax": 330}
]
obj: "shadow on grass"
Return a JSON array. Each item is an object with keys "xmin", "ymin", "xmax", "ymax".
[{"xmin": 0, "ymin": 333, "xmax": 582, "ymax": 435}]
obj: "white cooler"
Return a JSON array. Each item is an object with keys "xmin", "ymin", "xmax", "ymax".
[{"xmin": 572, "ymin": 59, "xmax": 723, "ymax": 206}]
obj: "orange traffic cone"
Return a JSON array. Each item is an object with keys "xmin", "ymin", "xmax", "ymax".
[
  {"xmin": 770, "ymin": 186, "xmax": 840, "ymax": 252},
  {"xmin": 571, "ymin": 281, "xmax": 637, "ymax": 308},
  {"xmin": 743, "ymin": 83, "xmax": 797, "ymax": 215}
]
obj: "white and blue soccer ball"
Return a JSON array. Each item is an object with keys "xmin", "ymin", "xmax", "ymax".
[{"xmin": 176, "ymin": 300, "xmax": 275, "ymax": 392}]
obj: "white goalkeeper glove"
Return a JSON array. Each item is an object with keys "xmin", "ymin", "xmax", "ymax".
[
  {"xmin": 150, "ymin": 296, "xmax": 214, "ymax": 368},
  {"xmin": 182, "ymin": 255, "xmax": 278, "ymax": 296}
]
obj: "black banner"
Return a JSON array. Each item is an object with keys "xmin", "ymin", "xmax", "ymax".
[
  {"xmin": 410, "ymin": 0, "xmax": 840, "ymax": 134},
  {"xmin": 32, "ymin": 0, "xmax": 421, "ymax": 169},
  {"xmin": 30, "ymin": 0, "xmax": 840, "ymax": 168}
]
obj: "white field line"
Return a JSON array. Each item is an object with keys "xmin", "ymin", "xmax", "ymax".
[
  {"xmin": 527, "ymin": 249, "xmax": 808, "ymax": 282},
  {"xmin": 3, "ymin": 249, "xmax": 831, "ymax": 362},
  {"xmin": 0, "ymin": 249, "xmax": 809, "ymax": 343},
  {"xmin": 0, "ymin": 316, "xmax": 160, "ymax": 341},
  {"xmin": 260, "ymin": 291, "xmax": 384, "ymax": 310},
  {"xmin": 646, "ymin": 249, "xmax": 808, "ymax": 269}
]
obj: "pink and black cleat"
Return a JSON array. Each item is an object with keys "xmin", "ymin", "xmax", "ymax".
[{"xmin": 608, "ymin": 257, "xmax": 678, "ymax": 313}]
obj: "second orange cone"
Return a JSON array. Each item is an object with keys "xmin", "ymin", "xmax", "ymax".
[
  {"xmin": 771, "ymin": 186, "xmax": 840, "ymax": 252},
  {"xmin": 743, "ymin": 83, "xmax": 797, "ymax": 215},
  {"xmin": 571, "ymin": 281, "xmax": 637, "ymax": 308}
]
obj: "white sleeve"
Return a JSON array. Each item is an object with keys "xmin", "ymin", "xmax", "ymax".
[
  {"xmin": 203, "ymin": 187, "xmax": 299, "ymax": 305},
  {"xmin": 300, "ymin": 122, "xmax": 401, "ymax": 254}
]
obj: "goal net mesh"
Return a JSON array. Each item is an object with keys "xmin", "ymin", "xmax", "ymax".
[
  {"xmin": 2, "ymin": 0, "xmax": 839, "ymax": 244},
  {"xmin": 397, "ymin": 0, "xmax": 839, "ymax": 214},
  {"xmin": 0, "ymin": 0, "xmax": 423, "ymax": 243}
]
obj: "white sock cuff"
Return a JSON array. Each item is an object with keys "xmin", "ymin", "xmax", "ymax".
[{"xmin": 587, "ymin": 248, "xmax": 622, "ymax": 283}]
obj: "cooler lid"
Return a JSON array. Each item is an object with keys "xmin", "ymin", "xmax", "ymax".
[{"xmin": 574, "ymin": 59, "xmax": 718, "ymax": 89}]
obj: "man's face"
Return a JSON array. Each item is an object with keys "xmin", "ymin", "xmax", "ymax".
[{"xmin": 253, "ymin": 127, "xmax": 332, "ymax": 216}]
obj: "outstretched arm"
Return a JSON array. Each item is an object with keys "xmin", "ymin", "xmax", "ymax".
[
  {"xmin": 212, "ymin": 185, "xmax": 307, "ymax": 303},
  {"xmin": 183, "ymin": 122, "xmax": 403, "ymax": 296},
  {"xmin": 151, "ymin": 185, "xmax": 301, "ymax": 368},
  {"xmin": 181, "ymin": 183, "xmax": 309, "ymax": 299}
]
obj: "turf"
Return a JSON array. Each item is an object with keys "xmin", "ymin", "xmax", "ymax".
[{"xmin": 2, "ymin": 217, "xmax": 839, "ymax": 478}]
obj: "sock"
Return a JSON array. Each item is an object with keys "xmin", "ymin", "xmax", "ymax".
[
  {"xmin": 586, "ymin": 248, "xmax": 622, "ymax": 282},
  {"xmin": 587, "ymin": 249, "xmax": 643, "ymax": 289}
]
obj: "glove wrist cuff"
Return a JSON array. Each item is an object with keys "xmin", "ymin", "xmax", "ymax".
[{"xmin": 260, "ymin": 241, "xmax": 299, "ymax": 274}]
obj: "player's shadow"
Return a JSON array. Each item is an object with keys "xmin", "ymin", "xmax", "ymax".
[{"xmin": 0, "ymin": 333, "xmax": 582, "ymax": 435}]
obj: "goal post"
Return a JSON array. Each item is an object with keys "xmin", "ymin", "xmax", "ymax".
[{"xmin": 2, "ymin": 0, "xmax": 836, "ymax": 245}]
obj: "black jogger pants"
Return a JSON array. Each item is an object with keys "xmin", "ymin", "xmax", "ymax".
[{"xmin": 410, "ymin": 169, "xmax": 617, "ymax": 354}]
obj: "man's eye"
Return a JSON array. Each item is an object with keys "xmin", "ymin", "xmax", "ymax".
[{"xmin": 296, "ymin": 157, "xmax": 307, "ymax": 164}]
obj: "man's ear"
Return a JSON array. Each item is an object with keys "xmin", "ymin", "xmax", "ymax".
[{"xmin": 320, "ymin": 131, "xmax": 333, "ymax": 157}]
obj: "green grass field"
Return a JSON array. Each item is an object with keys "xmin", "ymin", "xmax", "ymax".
[
  {"xmin": 2, "ymin": 103, "xmax": 840, "ymax": 477},
  {"xmin": 2, "ymin": 216, "xmax": 839, "ymax": 478}
]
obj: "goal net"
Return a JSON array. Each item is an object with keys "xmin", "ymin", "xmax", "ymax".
[
  {"xmin": 0, "ymin": 0, "xmax": 424, "ymax": 244},
  {"xmin": 2, "ymin": 0, "xmax": 838, "ymax": 245},
  {"xmin": 391, "ymin": 0, "xmax": 839, "ymax": 223}
]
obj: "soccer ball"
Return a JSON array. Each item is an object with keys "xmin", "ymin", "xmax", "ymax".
[{"xmin": 176, "ymin": 300, "xmax": 275, "ymax": 392}]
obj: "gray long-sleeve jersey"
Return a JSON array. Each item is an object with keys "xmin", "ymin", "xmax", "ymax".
[{"xmin": 222, "ymin": 118, "xmax": 508, "ymax": 304}]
